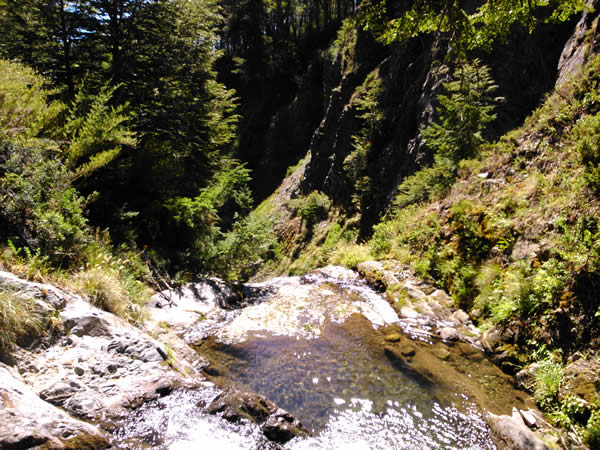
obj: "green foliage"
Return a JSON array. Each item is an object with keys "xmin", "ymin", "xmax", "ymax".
[
  {"xmin": 394, "ymin": 156, "xmax": 456, "ymax": 208},
  {"xmin": 576, "ymin": 113, "xmax": 600, "ymax": 192},
  {"xmin": 423, "ymin": 60, "xmax": 503, "ymax": 162},
  {"xmin": 586, "ymin": 409, "xmax": 600, "ymax": 449},
  {"xmin": 0, "ymin": 59, "xmax": 63, "ymax": 141},
  {"xmin": 534, "ymin": 357, "xmax": 564, "ymax": 409},
  {"xmin": 290, "ymin": 191, "xmax": 332, "ymax": 228},
  {"xmin": 392, "ymin": 59, "xmax": 501, "ymax": 217},
  {"xmin": 0, "ymin": 291, "xmax": 43, "ymax": 357},
  {"xmin": 473, "ymin": 260, "xmax": 566, "ymax": 325},
  {"xmin": 211, "ymin": 214, "xmax": 278, "ymax": 281},
  {"xmin": 359, "ymin": 0, "xmax": 587, "ymax": 54},
  {"xmin": 165, "ymin": 160, "xmax": 252, "ymax": 269},
  {"xmin": 74, "ymin": 244, "xmax": 150, "ymax": 325},
  {"xmin": 63, "ymin": 82, "xmax": 136, "ymax": 181},
  {"xmin": 0, "ymin": 139, "xmax": 91, "ymax": 265},
  {"xmin": 556, "ymin": 215, "xmax": 600, "ymax": 273},
  {"xmin": 329, "ymin": 244, "xmax": 372, "ymax": 270},
  {"xmin": 344, "ymin": 70, "xmax": 384, "ymax": 213},
  {"xmin": 330, "ymin": 17, "xmax": 358, "ymax": 74},
  {"xmin": 450, "ymin": 200, "xmax": 494, "ymax": 260}
]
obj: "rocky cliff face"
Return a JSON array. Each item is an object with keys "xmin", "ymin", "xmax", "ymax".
[{"xmin": 291, "ymin": 13, "xmax": 583, "ymax": 233}]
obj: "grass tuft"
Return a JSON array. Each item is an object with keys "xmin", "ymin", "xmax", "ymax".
[{"xmin": 0, "ymin": 292, "xmax": 44, "ymax": 357}]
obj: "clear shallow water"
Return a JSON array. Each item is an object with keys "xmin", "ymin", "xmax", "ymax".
[
  {"xmin": 205, "ymin": 322, "xmax": 496, "ymax": 449},
  {"xmin": 114, "ymin": 320, "xmax": 495, "ymax": 449},
  {"xmin": 115, "ymin": 268, "xmax": 498, "ymax": 449}
]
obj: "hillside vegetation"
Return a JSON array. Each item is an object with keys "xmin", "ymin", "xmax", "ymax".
[
  {"xmin": 1, "ymin": 0, "xmax": 600, "ymax": 446},
  {"xmin": 253, "ymin": 29, "xmax": 600, "ymax": 449}
]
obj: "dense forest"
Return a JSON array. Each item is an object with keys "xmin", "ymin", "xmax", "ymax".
[{"xmin": 2, "ymin": 0, "xmax": 600, "ymax": 446}]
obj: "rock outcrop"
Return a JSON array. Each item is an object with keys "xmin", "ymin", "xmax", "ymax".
[
  {"xmin": 206, "ymin": 389, "xmax": 308, "ymax": 444},
  {"xmin": 0, "ymin": 363, "xmax": 109, "ymax": 449},
  {"xmin": 487, "ymin": 408, "xmax": 549, "ymax": 450},
  {"xmin": 0, "ymin": 270, "xmax": 312, "ymax": 447},
  {"xmin": 356, "ymin": 260, "xmax": 482, "ymax": 345},
  {"xmin": 556, "ymin": 0, "xmax": 600, "ymax": 88},
  {"xmin": 11, "ymin": 294, "xmax": 205, "ymax": 424}
]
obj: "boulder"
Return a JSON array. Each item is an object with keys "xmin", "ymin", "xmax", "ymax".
[
  {"xmin": 439, "ymin": 327, "xmax": 460, "ymax": 342},
  {"xmin": 206, "ymin": 388, "xmax": 308, "ymax": 444},
  {"xmin": 0, "ymin": 363, "xmax": 109, "ymax": 448},
  {"xmin": 563, "ymin": 357, "xmax": 600, "ymax": 403},
  {"xmin": 486, "ymin": 408, "xmax": 548, "ymax": 450},
  {"xmin": 450, "ymin": 309, "xmax": 470, "ymax": 324}
]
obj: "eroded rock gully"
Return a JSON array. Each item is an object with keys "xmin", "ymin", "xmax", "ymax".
[{"xmin": 0, "ymin": 267, "xmax": 556, "ymax": 448}]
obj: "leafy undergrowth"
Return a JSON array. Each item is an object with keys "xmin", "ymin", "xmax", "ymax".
[{"xmin": 365, "ymin": 54, "xmax": 600, "ymax": 446}]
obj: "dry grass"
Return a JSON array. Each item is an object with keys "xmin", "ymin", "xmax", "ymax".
[
  {"xmin": 74, "ymin": 266, "xmax": 129, "ymax": 318},
  {"xmin": 0, "ymin": 291, "xmax": 44, "ymax": 356}
]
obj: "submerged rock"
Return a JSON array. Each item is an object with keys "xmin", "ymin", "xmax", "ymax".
[{"xmin": 206, "ymin": 388, "xmax": 308, "ymax": 444}]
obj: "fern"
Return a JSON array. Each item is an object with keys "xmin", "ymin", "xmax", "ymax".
[{"xmin": 63, "ymin": 82, "xmax": 136, "ymax": 178}]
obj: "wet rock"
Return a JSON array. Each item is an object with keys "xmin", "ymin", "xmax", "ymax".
[
  {"xmin": 398, "ymin": 307, "xmax": 419, "ymax": 319},
  {"xmin": 384, "ymin": 332, "xmax": 403, "ymax": 342},
  {"xmin": 206, "ymin": 388, "xmax": 308, "ymax": 443},
  {"xmin": 486, "ymin": 408, "xmax": 548, "ymax": 450},
  {"xmin": 451, "ymin": 309, "xmax": 470, "ymax": 324},
  {"xmin": 61, "ymin": 300, "xmax": 112, "ymax": 337},
  {"xmin": 519, "ymin": 409, "xmax": 537, "ymax": 428},
  {"xmin": 482, "ymin": 326, "xmax": 502, "ymax": 353},
  {"xmin": 107, "ymin": 336, "xmax": 166, "ymax": 362},
  {"xmin": 208, "ymin": 390, "xmax": 272, "ymax": 423},
  {"xmin": 439, "ymin": 327, "xmax": 460, "ymax": 342},
  {"xmin": 263, "ymin": 409, "xmax": 307, "ymax": 444},
  {"xmin": 0, "ymin": 363, "xmax": 109, "ymax": 448},
  {"xmin": 563, "ymin": 357, "xmax": 600, "ymax": 403},
  {"xmin": 433, "ymin": 347, "xmax": 451, "ymax": 360},
  {"xmin": 39, "ymin": 380, "xmax": 82, "ymax": 406},
  {"xmin": 430, "ymin": 289, "xmax": 450, "ymax": 305},
  {"xmin": 63, "ymin": 392, "xmax": 105, "ymax": 419},
  {"xmin": 400, "ymin": 345, "xmax": 416, "ymax": 357},
  {"xmin": 515, "ymin": 363, "xmax": 541, "ymax": 390},
  {"xmin": 4, "ymin": 274, "xmax": 205, "ymax": 425}
]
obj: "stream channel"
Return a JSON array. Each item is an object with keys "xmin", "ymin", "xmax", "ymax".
[{"xmin": 113, "ymin": 266, "xmax": 536, "ymax": 449}]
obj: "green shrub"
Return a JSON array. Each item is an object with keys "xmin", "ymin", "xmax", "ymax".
[
  {"xmin": 534, "ymin": 358, "xmax": 564, "ymax": 409},
  {"xmin": 394, "ymin": 156, "xmax": 457, "ymax": 209},
  {"xmin": 329, "ymin": 244, "xmax": 371, "ymax": 269},
  {"xmin": 211, "ymin": 214, "xmax": 278, "ymax": 281},
  {"xmin": 1, "ymin": 140, "xmax": 91, "ymax": 266},
  {"xmin": 586, "ymin": 409, "xmax": 600, "ymax": 449},
  {"xmin": 329, "ymin": 17, "xmax": 357, "ymax": 68},
  {"xmin": 450, "ymin": 200, "xmax": 494, "ymax": 261},
  {"xmin": 0, "ymin": 59, "xmax": 63, "ymax": 141},
  {"xmin": 423, "ymin": 59, "xmax": 503, "ymax": 162},
  {"xmin": 290, "ymin": 191, "xmax": 331, "ymax": 228},
  {"xmin": 576, "ymin": 113, "xmax": 600, "ymax": 192},
  {"xmin": 0, "ymin": 292, "xmax": 44, "ymax": 357}
]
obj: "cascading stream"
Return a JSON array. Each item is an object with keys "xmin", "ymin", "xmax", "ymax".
[{"xmin": 115, "ymin": 266, "xmax": 536, "ymax": 449}]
